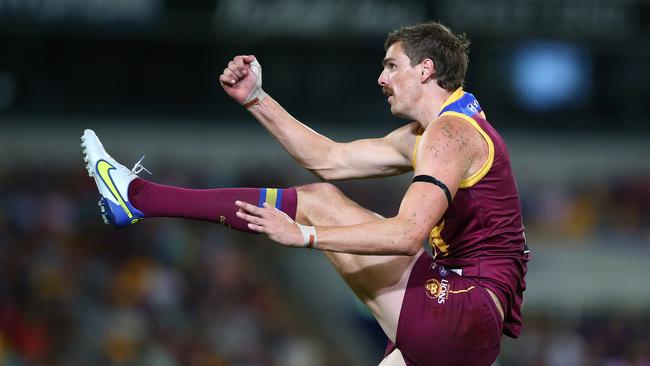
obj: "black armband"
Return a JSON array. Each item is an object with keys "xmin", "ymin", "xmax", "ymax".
[{"xmin": 412, "ymin": 175, "xmax": 452, "ymax": 207}]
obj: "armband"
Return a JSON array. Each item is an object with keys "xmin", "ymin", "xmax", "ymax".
[{"xmin": 412, "ymin": 175, "xmax": 452, "ymax": 207}]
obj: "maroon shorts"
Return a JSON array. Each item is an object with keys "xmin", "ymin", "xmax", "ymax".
[{"xmin": 385, "ymin": 252, "xmax": 503, "ymax": 366}]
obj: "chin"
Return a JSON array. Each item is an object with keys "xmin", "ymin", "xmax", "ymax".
[{"xmin": 390, "ymin": 106, "xmax": 410, "ymax": 120}]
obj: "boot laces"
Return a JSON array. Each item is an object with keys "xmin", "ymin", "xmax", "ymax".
[{"xmin": 131, "ymin": 155, "xmax": 152, "ymax": 175}]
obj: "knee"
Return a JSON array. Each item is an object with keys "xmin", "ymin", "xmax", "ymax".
[
  {"xmin": 297, "ymin": 182, "xmax": 342, "ymax": 201},
  {"xmin": 295, "ymin": 183, "xmax": 343, "ymax": 223}
]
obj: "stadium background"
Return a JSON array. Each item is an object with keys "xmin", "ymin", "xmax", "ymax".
[{"xmin": 1, "ymin": 0, "xmax": 649, "ymax": 365}]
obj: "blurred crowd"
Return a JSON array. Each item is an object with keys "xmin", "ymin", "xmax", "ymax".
[
  {"xmin": 0, "ymin": 166, "xmax": 334, "ymax": 366},
  {"xmin": 0, "ymin": 164, "xmax": 648, "ymax": 365},
  {"xmin": 499, "ymin": 312, "xmax": 650, "ymax": 366},
  {"xmin": 520, "ymin": 175, "xmax": 650, "ymax": 243}
]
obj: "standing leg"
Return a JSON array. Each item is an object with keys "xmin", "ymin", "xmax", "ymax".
[
  {"xmin": 296, "ymin": 183, "xmax": 422, "ymax": 344},
  {"xmin": 378, "ymin": 349, "xmax": 407, "ymax": 366}
]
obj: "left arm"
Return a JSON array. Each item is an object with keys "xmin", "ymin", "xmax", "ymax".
[{"xmin": 236, "ymin": 116, "xmax": 481, "ymax": 255}]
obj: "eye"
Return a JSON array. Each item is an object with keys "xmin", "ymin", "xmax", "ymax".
[{"xmin": 389, "ymin": 63, "xmax": 397, "ymax": 70}]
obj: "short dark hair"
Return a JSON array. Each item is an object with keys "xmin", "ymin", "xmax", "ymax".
[{"xmin": 385, "ymin": 21, "xmax": 470, "ymax": 91}]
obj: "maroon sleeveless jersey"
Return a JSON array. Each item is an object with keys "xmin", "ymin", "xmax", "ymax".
[{"xmin": 415, "ymin": 88, "xmax": 529, "ymax": 338}]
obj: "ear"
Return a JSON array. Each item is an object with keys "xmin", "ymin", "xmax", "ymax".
[{"xmin": 419, "ymin": 59, "xmax": 435, "ymax": 83}]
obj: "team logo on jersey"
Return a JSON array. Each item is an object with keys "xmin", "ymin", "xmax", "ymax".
[{"xmin": 424, "ymin": 278, "xmax": 450, "ymax": 304}]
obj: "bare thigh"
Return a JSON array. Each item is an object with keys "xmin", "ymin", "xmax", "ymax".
[{"xmin": 296, "ymin": 183, "xmax": 421, "ymax": 343}]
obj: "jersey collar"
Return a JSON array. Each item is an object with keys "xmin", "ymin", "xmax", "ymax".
[{"xmin": 437, "ymin": 87, "xmax": 465, "ymax": 117}]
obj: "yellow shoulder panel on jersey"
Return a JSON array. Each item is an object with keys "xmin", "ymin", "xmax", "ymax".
[{"xmin": 438, "ymin": 111, "xmax": 495, "ymax": 188}]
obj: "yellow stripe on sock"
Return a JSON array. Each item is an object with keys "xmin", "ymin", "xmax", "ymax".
[{"xmin": 265, "ymin": 188, "xmax": 278, "ymax": 208}]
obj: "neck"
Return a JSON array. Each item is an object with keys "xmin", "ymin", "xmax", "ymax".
[{"xmin": 413, "ymin": 87, "xmax": 454, "ymax": 130}]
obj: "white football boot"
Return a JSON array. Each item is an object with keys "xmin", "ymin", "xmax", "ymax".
[{"xmin": 81, "ymin": 129, "xmax": 147, "ymax": 228}]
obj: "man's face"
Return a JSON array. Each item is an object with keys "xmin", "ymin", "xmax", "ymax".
[{"xmin": 378, "ymin": 42, "xmax": 422, "ymax": 119}]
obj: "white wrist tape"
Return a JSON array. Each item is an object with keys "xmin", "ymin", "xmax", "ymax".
[
  {"xmin": 243, "ymin": 59, "xmax": 267, "ymax": 107},
  {"xmin": 297, "ymin": 224, "xmax": 317, "ymax": 249}
]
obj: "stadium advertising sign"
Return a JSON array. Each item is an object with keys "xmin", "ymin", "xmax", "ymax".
[
  {"xmin": 213, "ymin": 0, "xmax": 426, "ymax": 39},
  {"xmin": 0, "ymin": 0, "xmax": 161, "ymax": 25}
]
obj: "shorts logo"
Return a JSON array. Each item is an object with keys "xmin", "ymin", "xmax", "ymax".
[
  {"xmin": 438, "ymin": 266, "xmax": 449, "ymax": 277},
  {"xmin": 424, "ymin": 278, "xmax": 450, "ymax": 304}
]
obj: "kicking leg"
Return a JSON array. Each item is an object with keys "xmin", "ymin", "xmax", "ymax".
[
  {"xmin": 81, "ymin": 129, "xmax": 296, "ymax": 231},
  {"xmin": 296, "ymin": 183, "xmax": 422, "ymax": 344}
]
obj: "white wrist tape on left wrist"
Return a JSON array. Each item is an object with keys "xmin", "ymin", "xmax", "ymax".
[{"xmin": 297, "ymin": 224, "xmax": 317, "ymax": 249}]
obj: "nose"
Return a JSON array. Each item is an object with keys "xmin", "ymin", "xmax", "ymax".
[{"xmin": 378, "ymin": 69, "xmax": 387, "ymax": 87}]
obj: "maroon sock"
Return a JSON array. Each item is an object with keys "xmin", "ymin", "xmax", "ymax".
[{"xmin": 127, "ymin": 178, "xmax": 298, "ymax": 233}]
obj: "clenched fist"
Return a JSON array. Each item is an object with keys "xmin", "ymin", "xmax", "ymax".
[{"xmin": 219, "ymin": 55, "xmax": 266, "ymax": 106}]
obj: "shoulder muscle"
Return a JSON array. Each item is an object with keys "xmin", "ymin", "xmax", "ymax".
[{"xmin": 415, "ymin": 116, "xmax": 483, "ymax": 187}]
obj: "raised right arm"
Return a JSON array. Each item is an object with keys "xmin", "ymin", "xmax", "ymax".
[{"xmin": 220, "ymin": 55, "xmax": 416, "ymax": 180}]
